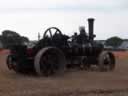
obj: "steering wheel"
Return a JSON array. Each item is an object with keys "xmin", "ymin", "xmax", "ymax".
[{"xmin": 43, "ymin": 27, "xmax": 62, "ymax": 39}]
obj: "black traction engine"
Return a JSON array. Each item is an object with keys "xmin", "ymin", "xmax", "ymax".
[{"xmin": 6, "ymin": 18, "xmax": 115, "ymax": 76}]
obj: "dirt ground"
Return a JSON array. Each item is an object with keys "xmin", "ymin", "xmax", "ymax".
[{"xmin": 0, "ymin": 50, "xmax": 128, "ymax": 96}]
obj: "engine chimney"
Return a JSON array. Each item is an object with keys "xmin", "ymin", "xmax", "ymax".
[{"xmin": 88, "ymin": 18, "xmax": 95, "ymax": 41}]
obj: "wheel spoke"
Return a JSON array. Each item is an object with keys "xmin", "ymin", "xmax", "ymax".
[
  {"xmin": 49, "ymin": 29, "xmax": 53, "ymax": 38},
  {"xmin": 55, "ymin": 30, "xmax": 58, "ymax": 34},
  {"xmin": 34, "ymin": 47, "xmax": 65, "ymax": 76},
  {"xmin": 40, "ymin": 51, "xmax": 60, "ymax": 76}
]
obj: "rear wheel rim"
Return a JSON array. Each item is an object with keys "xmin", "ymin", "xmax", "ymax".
[
  {"xmin": 40, "ymin": 51, "xmax": 59, "ymax": 76},
  {"xmin": 34, "ymin": 47, "xmax": 66, "ymax": 76}
]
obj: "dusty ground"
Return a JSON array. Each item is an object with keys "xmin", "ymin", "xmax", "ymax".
[{"xmin": 0, "ymin": 50, "xmax": 128, "ymax": 96}]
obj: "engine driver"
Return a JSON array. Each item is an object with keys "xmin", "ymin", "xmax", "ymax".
[{"xmin": 77, "ymin": 26, "xmax": 88, "ymax": 44}]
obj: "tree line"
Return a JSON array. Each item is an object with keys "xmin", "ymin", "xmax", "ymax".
[
  {"xmin": 0, "ymin": 30, "xmax": 29, "ymax": 49},
  {"xmin": 105, "ymin": 36, "xmax": 124, "ymax": 48},
  {"xmin": 0, "ymin": 30, "xmax": 125, "ymax": 49}
]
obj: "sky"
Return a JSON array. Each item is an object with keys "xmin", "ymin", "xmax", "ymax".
[{"xmin": 0, "ymin": 0, "xmax": 127, "ymax": 40}]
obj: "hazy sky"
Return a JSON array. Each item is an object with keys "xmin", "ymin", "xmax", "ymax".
[{"xmin": 0, "ymin": 0, "xmax": 127, "ymax": 40}]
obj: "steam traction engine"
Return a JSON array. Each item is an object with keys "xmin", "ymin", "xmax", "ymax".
[{"xmin": 6, "ymin": 18, "xmax": 115, "ymax": 76}]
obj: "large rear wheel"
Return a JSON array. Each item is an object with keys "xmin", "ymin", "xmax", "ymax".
[{"xmin": 34, "ymin": 47, "xmax": 66, "ymax": 76}]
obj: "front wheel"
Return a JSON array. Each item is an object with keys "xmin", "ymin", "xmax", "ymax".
[{"xmin": 97, "ymin": 51, "xmax": 115, "ymax": 72}]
